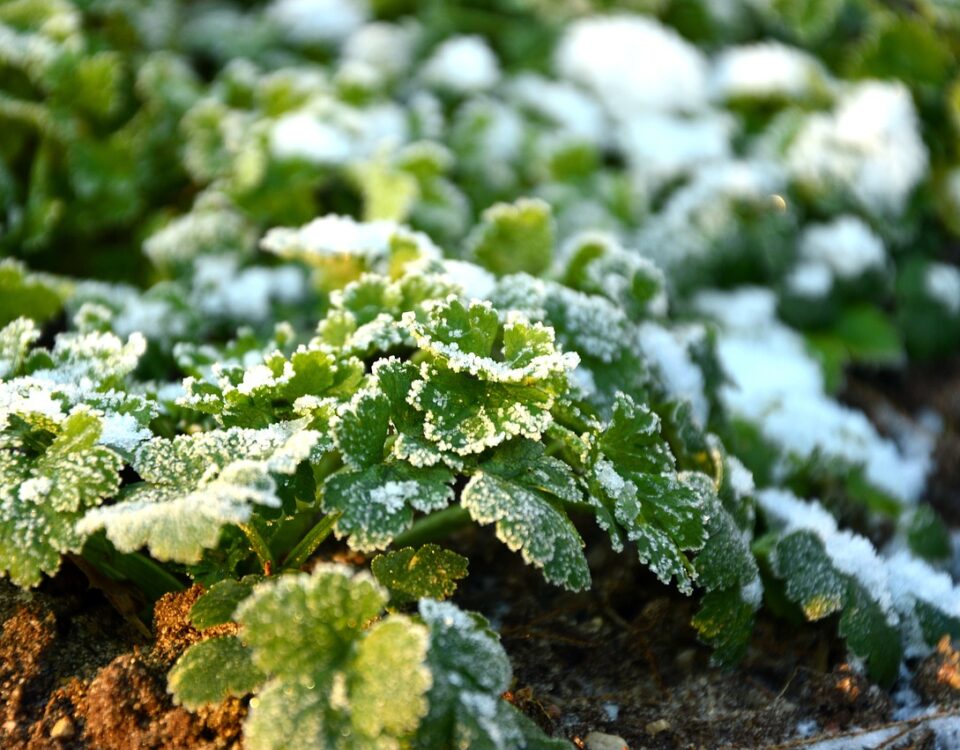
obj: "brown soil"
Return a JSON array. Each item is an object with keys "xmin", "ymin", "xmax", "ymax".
[
  {"xmin": 0, "ymin": 361, "xmax": 958, "ymax": 750},
  {"xmin": 0, "ymin": 570, "xmax": 245, "ymax": 750}
]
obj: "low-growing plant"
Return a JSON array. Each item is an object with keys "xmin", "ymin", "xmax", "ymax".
[{"xmin": 4, "ymin": 0, "xmax": 960, "ymax": 746}]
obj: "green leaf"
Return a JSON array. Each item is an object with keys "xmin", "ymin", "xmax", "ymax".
[
  {"xmin": 770, "ymin": 0, "xmax": 844, "ymax": 43},
  {"xmin": 0, "ymin": 317, "xmax": 40, "ymax": 379},
  {"xmin": 831, "ymin": 304, "xmax": 904, "ymax": 367},
  {"xmin": 416, "ymin": 599, "xmax": 570, "ymax": 749},
  {"xmin": 168, "ymin": 636, "xmax": 265, "ymax": 710},
  {"xmin": 773, "ymin": 531, "xmax": 846, "ymax": 621},
  {"xmin": 586, "ymin": 394, "xmax": 709, "ymax": 594},
  {"xmin": 78, "ymin": 425, "xmax": 319, "ymax": 563},
  {"xmin": 371, "ymin": 545, "xmax": 469, "ymax": 604},
  {"xmin": 838, "ymin": 582, "xmax": 901, "ymax": 687},
  {"xmin": 904, "ymin": 505, "xmax": 952, "ymax": 562},
  {"xmin": 237, "ymin": 566, "xmax": 388, "ymax": 680},
  {"xmin": 0, "ymin": 259, "xmax": 69, "ymax": 326},
  {"xmin": 323, "ymin": 463, "xmax": 454, "ymax": 551},
  {"xmin": 0, "ymin": 408, "xmax": 122, "ymax": 587},
  {"xmin": 411, "ymin": 366, "xmax": 555, "ymax": 456},
  {"xmin": 190, "ymin": 576, "xmax": 261, "ymax": 629},
  {"xmin": 236, "ymin": 565, "xmax": 432, "ymax": 750},
  {"xmin": 349, "ymin": 617, "xmax": 431, "ymax": 737},
  {"xmin": 334, "ymin": 389, "xmax": 391, "ymax": 469},
  {"xmin": 462, "ymin": 440, "xmax": 590, "ymax": 591},
  {"xmin": 600, "ymin": 393, "xmax": 675, "ymax": 475},
  {"xmin": 773, "ymin": 530, "xmax": 900, "ymax": 685},
  {"xmin": 692, "ymin": 589, "xmax": 759, "ymax": 666},
  {"xmin": 468, "ymin": 198, "xmax": 554, "ymax": 277},
  {"xmin": 692, "ymin": 501, "xmax": 762, "ymax": 664}
]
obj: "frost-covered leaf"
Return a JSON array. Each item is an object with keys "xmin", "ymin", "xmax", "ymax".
[
  {"xmin": 236, "ymin": 565, "xmax": 431, "ymax": 750},
  {"xmin": 467, "ymin": 198, "xmax": 554, "ymax": 277},
  {"xmin": 334, "ymin": 388, "xmax": 391, "ymax": 469},
  {"xmin": 407, "ymin": 297, "xmax": 577, "ymax": 385},
  {"xmin": 0, "ymin": 318, "xmax": 40, "ymax": 379},
  {"xmin": 78, "ymin": 425, "xmax": 319, "ymax": 563},
  {"xmin": 462, "ymin": 440, "xmax": 590, "ymax": 590},
  {"xmin": 691, "ymin": 499, "xmax": 762, "ymax": 663},
  {"xmin": 585, "ymin": 394, "xmax": 709, "ymax": 594},
  {"xmin": 402, "ymin": 297, "xmax": 576, "ymax": 456},
  {"xmin": 0, "ymin": 260, "xmax": 69, "ymax": 326},
  {"xmin": 190, "ymin": 576, "xmax": 261, "ymax": 629},
  {"xmin": 181, "ymin": 345, "xmax": 364, "ymax": 430},
  {"xmin": 373, "ymin": 358, "xmax": 453, "ymax": 469},
  {"xmin": 416, "ymin": 599, "xmax": 569, "ymax": 750},
  {"xmin": 411, "ymin": 365, "xmax": 555, "ymax": 456},
  {"xmin": 323, "ymin": 463, "xmax": 454, "ymax": 551},
  {"xmin": 168, "ymin": 636, "xmax": 265, "ymax": 709},
  {"xmin": 371, "ymin": 545, "xmax": 468, "ymax": 604},
  {"xmin": 760, "ymin": 490, "xmax": 904, "ymax": 684},
  {"xmin": 0, "ymin": 408, "xmax": 122, "ymax": 587}
]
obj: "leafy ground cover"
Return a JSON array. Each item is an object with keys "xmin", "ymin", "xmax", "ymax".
[{"xmin": 3, "ymin": 0, "xmax": 960, "ymax": 747}]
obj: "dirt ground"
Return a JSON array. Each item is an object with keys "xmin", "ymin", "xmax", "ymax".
[{"xmin": 1, "ymin": 361, "xmax": 958, "ymax": 750}]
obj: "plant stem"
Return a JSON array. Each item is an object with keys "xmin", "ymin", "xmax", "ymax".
[
  {"xmin": 239, "ymin": 523, "xmax": 275, "ymax": 574},
  {"xmin": 283, "ymin": 512, "xmax": 342, "ymax": 571},
  {"xmin": 392, "ymin": 505, "xmax": 471, "ymax": 548}
]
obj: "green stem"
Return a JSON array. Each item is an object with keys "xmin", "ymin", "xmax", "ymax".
[
  {"xmin": 239, "ymin": 523, "xmax": 275, "ymax": 573},
  {"xmin": 392, "ymin": 505, "xmax": 472, "ymax": 548},
  {"xmin": 283, "ymin": 512, "xmax": 342, "ymax": 571}
]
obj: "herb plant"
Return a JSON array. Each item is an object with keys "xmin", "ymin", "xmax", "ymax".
[{"xmin": 4, "ymin": 0, "xmax": 960, "ymax": 746}]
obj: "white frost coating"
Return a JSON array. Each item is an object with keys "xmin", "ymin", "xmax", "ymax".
[
  {"xmin": 886, "ymin": 551, "xmax": 960, "ymax": 646},
  {"xmin": 787, "ymin": 81, "xmax": 928, "ymax": 216},
  {"xmin": 262, "ymin": 214, "xmax": 397, "ymax": 260},
  {"xmin": 786, "ymin": 261, "xmax": 833, "ymax": 298},
  {"xmin": 711, "ymin": 42, "xmax": 825, "ymax": 101},
  {"xmin": 18, "ymin": 477, "xmax": 52, "ymax": 503},
  {"xmin": 556, "ymin": 15, "xmax": 709, "ymax": 117},
  {"xmin": 421, "ymin": 36, "xmax": 500, "ymax": 93},
  {"xmin": 697, "ymin": 288, "xmax": 930, "ymax": 503},
  {"xmin": 270, "ymin": 112, "xmax": 352, "ymax": 165},
  {"xmin": 98, "ymin": 412, "xmax": 153, "ymax": 453},
  {"xmin": 439, "ymin": 260, "xmax": 496, "ymax": 301},
  {"xmin": 193, "ymin": 257, "xmax": 306, "ymax": 322},
  {"xmin": 266, "ymin": 0, "xmax": 368, "ymax": 44},
  {"xmin": 594, "ymin": 459, "xmax": 634, "ymax": 503},
  {"xmin": 925, "ymin": 262, "xmax": 960, "ymax": 314},
  {"xmin": 343, "ymin": 22, "xmax": 417, "ymax": 73},
  {"xmin": 636, "ymin": 160, "xmax": 785, "ymax": 268},
  {"xmin": 509, "ymin": 74, "xmax": 607, "ymax": 144},
  {"xmin": 726, "ymin": 455, "xmax": 755, "ymax": 499},
  {"xmin": 758, "ymin": 488, "xmax": 897, "ymax": 623},
  {"xmin": 637, "ymin": 322, "xmax": 709, "ymax": 426},
  {"xmin": 618, "ymin": 112, "xmax": 733, "ymax": 183},
  {"xmin": 799, "ymin": 216, "xmax": 886, "ymax": 280},
  {"xmin": 799, "ymin": 711, "xmax": 960, "ymax": 748},
  {"xmin": 369, "ymin": 480, "xmax": 420, "ymax": 513},
  {"xmin": 741, "ymin": 577, "xmax": 763, "ymax": 607}
]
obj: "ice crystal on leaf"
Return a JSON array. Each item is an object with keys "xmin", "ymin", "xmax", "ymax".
[
  {"xmin": 78, "ymin": 424, "xmax": 320, "ymax": 562},
  {"xmin": 0, "ymin": 408, "xmax": 121, "ymax": 587},
  {"xmin": 403, "ymin": 297, "xmax": 577, "ymax": 456},
  {"xmin": 759, "ymin": 488, "xmax": 960, "ymax": 684},
  {"xmin": 461, "ymin": 439, "xmax": 590, "ymax": 591},
  {"xmin": 235, "ymin": 565, "xmax": 430, "ymax": 750}
]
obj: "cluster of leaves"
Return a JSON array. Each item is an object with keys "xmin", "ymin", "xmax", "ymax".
[{"xmin": 4, "ymin": 0, "xmax": 960, "ymax": 746}]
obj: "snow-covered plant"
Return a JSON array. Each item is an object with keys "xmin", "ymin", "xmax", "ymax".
[
  {"xmin": 5, "ymin": 0, "xmax": 960, "ymax": 744},
  {"xmin": 168, "ymin": 564, "xmax": 567, "ymax": 749}
]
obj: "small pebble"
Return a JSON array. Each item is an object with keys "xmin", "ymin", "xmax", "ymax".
[
  {"xmin": 585, "ymin": 731, "xmax": 629, "ymax": 750},
  {"xmin": 645, "ymin": 718, "xmax": 671, "ymax": 736},
  {"xmin": 50, "ymin": 717, "xmax": 75, "ymax": 739}
]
